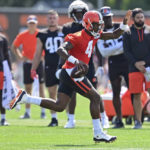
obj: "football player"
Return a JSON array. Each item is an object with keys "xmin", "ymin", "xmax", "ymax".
[
  {"xmin": 61, "ymin": 0, "xmax": 109, "ymax": 129},
  {"xmin": 10, "ymin": 10, "xmax": 131, "ymax": 143},
  {"xmin": 31, "ymin": 10, "xmax": 64, "ymax": 126}
]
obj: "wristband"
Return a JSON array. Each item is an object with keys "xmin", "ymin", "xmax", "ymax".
[
  {"xmin": 120, "ymin": 22, "xmax": 129, "ymax": 31},
  {"xmin": 68, "ymin": 55, "xmax": 79, "ymax": 64}
]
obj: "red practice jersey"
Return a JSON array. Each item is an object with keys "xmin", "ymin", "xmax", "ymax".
[{"xmin": 63, "ymin": 29, "xmax": 101, "ymax": 69}]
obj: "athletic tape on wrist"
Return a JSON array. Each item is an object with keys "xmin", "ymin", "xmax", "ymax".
[
  {"xmin": 120, "ymin": 22, "xmax": 129, "ymax": 31},
  {"xmin": 68, "ymin": 55, "xmax": 79, "ymax": 64}
]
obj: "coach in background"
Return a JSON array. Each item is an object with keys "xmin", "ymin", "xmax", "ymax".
[
  {"xmin": 11, "ymin": 15, "xmax": 46, "ymax": 119},
  {"xmin": 123, "ymin": 8, "xmax": 150, "ymax": 129},
  {"xmin": 97, "ymin": 6, "xmax": 129, "ymax": 128}
]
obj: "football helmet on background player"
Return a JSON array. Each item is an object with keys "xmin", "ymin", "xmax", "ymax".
[{"xmin": 68, "ymin": 0, "xmax": 89, "ymax": 24}]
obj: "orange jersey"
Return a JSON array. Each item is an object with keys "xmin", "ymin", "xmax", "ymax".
[
  {"xmin": 63, "ymin": 29, "xmax": 100, "ymax": 69},
  {"xmin": 13, "ymin": 29, "xmax": 42, "ymax": 60}
]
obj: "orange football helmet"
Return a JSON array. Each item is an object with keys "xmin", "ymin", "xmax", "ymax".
[{"xmin": 82, "ymin": 10, "xmax": 104, "ymax": 37}]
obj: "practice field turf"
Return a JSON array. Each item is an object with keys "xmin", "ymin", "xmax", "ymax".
[{"xmin": 0, "ymin": 94, "xmax": 150, "ymax": 150}]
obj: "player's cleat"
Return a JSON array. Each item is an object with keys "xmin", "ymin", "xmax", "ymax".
[
  {"xmin": 10, "ymin": 90, "xmax": 26, "ymax": 109},
  {"xmin": 41, "ymin": 112, "xmax": 46, "ymax": 119},
  {"xmin": 133, "ymin": 120, "xmax": 142, "ymax": 129},
  {"xmin": 112, "ymin": 118, "xmax": 124, "ymax": 129},
  {"xmin": 64, "ymin": 120, "xmax": 76, "ymax": 128},
  {"xmin": 0, "ymin": 119, "xmax": 9, "ymax": 126},
  {"xmin": 101, "ymin": 116, "xmax": 110, "ymax": 129},
  {"xmin": 20, "ymin": 112, "xmax": 30, "ymax": 119},
  {"xmin": 93, "ymin": 132, "xmax": 117, "ymax": 143},
  {"xmin": 48, "ymin": 118, "xmax": 58, "ymax": 127}
]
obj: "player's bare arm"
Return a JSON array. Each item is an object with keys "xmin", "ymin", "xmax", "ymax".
[
  {"xmin": 57, "ymin": 41, "xmax": 73, "ymax": 60},
  {"xmin": 100, "ymin": 10, "xmax": 132, "ymax": 40},
  {"xmin": 57, "ymin": 41, "xmax": 87, "ymax": 72},
  {"xmin": 31, "ymin": 38, "xmax": 43, "ymax": 70},
  {"xmin": 11, "ymin": 44, "xmax": 26, "ymax": 61}
]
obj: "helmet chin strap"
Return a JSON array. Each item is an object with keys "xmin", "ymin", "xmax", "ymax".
[{"xmin": 72, "ymin": 13, "xmax": 82, "ymax": 24}]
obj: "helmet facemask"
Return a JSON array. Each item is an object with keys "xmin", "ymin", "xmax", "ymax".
[
  {"xmin": 88, "ymin": 19, "xmax": 104, "ymax": 38},
  {"xmin": 71, "ymin": 9, "xmax": 87, "ymax": 24}
]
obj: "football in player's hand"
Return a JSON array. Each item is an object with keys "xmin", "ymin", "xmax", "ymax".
[{"xmin": 71, "ymin": 63, "xmax": 89, "ymax": 78}]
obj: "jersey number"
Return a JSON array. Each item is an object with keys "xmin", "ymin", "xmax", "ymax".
[
  {"xmin": 45, "ymin": 37, "xmax": 63, "ymax": 53},
  {"xmin": 85, "ymin": 40, "xmax": 93, "ymax": 58}
]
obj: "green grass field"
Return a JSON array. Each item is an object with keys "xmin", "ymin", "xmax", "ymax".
[{"xmin": 0, "ymin": 94, "xmax": 150, "ymax": 150}]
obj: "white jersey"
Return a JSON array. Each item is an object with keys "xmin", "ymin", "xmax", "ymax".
[{"xmin": 97, "ymin": 25, "xmax": 123, "ymax": 58}]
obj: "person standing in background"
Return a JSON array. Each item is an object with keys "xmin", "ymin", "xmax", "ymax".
[
  {"xmin": 123, "ymin": 8, "xmax": 150, "ymax": 129},
  {"xmin": 31, "ymin": 10, "xmax": 64, "ymax": 127},
  {"xmin": 97, "ymin": 6, "xmax": 130, "ymax": 128},
  {"xmin": 0, "ymin": 30, "xmax": 11, "ymax": 125},
  {"xmin": 11, "ymin": 15, "xmax": 46, "ymax": 119}
]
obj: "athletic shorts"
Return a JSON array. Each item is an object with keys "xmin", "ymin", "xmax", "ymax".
[
  {"xmin": 108, "ymin": 54, "xmax": 129, "ymax": 85},
  {"xmin": 45, "ymin": 65, "xmax": 59, "ymax": 87},
  {"xmin": 129, "ymin": 72, "xmax": 150, "ymax": 93},
  {"xmin": 58, "ymin": 69, "xmax": 93, "ymax": 98},
  {"xmin": 23, "ymin": 61, "xmax": 44, "ymax": 84},
  {"xmin": 0, "ymin": 71, "xmax": 4, "ymax": 90}
]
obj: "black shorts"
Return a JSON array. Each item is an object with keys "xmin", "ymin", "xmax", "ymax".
[
  {"xmin": 45, "ymin": 65, "xmax": 59, "ymax": 87},
  {"xmin": 23, "ymin": 61, "xmax": 44, "ymax": 84},
  {"xmin": 108, "ymin": 54, "xmax": 129, "ymax": 86},
  {"xmin": 58, "ymin": 69, "xmax": 93, "ymax": 98}
]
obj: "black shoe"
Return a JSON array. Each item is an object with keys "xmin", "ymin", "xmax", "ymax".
[
  {"xmin": 0, "ymin": 119, "xmax": 9, "ymax": 126},
  {"xmin": 48, "ymin": 118, "xmax": 58, "ymax": 127},
  {"xmin": 133, "ymin": 120, "xmax": 142, "ymax": 129},
  {"xmin": 112, "ymin": 119, "xmax": 124, "ymax": 129},
  {"xmin": 20, "ymin": 112, "xmax": 30, "ymax": 119}
]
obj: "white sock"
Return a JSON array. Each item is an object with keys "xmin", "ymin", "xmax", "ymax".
[
  {"xmin": 1, "ymin": 114, "xmax": 5, "ymax": 120},
  {"xmin": 68, "ymin": 114, "xmax": 75, "ymax": 122},
  {"xmin": 51, "ymin": 113, "xmax": 57, "ymax": 119},
  {"xmin": 26, "ymin": 95, "xmax": 42, "ymax": 106},
  {"xmin": 25, "ymin": 108, "xmax": 30, "ymax": 115},
  {"xmin": 41, "ymin": 108, "xmax": 45, "ymax": 113},
  {"xmin": 100, "ymin": 111, "xmax": 107, "ymax": 119},
  {"xmin": 92, "ymin": 119, "xmax": 103, "ymax": 135}
]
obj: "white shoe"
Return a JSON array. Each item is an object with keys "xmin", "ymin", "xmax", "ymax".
[
  {"xmin": 64, "ymin": 120, "xmax": 75, "ymax": 128},
  {"xmin": 10, "ymin": 90, "xmax": 27, "ymax": 109},
  {"xmin": 101, "ymin": 116, "xmax": 110, "ymax": 129},
  {"xmin": 93, "ymin": 132, "xmax": 117, "ymax": 143}
]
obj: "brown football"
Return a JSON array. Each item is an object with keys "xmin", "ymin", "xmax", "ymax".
[{"xmin": 71, "ymin": 64, "xmax": 89, "ymax": 78}]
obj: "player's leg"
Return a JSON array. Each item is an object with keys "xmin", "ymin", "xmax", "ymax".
[
  {"xmin": 111, "ymin": 77, "xmax": 124, "ymax": 128},
  {"xmin": 83, "ymin": 84, "xmax": 116, "ymax": 142},
  {"xmin": 21, "ymin": 83, "xmax": 32, "ymax": 119},
  {"xmin": 70, "ymin": 75, "xmax": 116, "ymax": 142},
  {"xmin": 20, "ymin": 62, "xmax": 33, "ymax": 119},
  {"xmin": 129, "ymin": 72, "xmax": 143, "ymax": 129},
  {"xmin": 44, "ymin": 65, "xmax": 60, "ymax": 126},
  {"xmin": 37, "ymin": 61, "xmax": 46, "ymax": 119},
  {"xmin": 64, "ymin": 92, "xmax": 76, "ymax": 128},
  {"xmin": 47, "ymin": 85, "xmax": 59, "ymax": 127},
  {"xmin": 91, "ymin": 76, "xmax": 109, "ymax": 129},
  {"xmin": 0, "ymin": 90, "xmax": 8, "ymax": 126},
  {"xmin": 0, "ymin": 71, "xmax": 8, "ymax": 126},
  {"xmin": 87, "ymin": 62, "xmax": 109, "ymax": 129},
  {"xmin": 10, "ymin": 69, "xmax": 73, "ymax": 114},
  {"xmin": 39, "ymin": 83, "xmax": 46, "ymax": 119}
]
